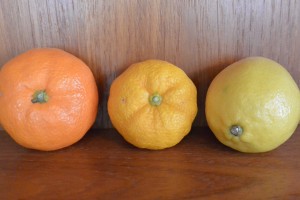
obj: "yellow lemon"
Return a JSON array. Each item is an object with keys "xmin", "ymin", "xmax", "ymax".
[
  {"xmin": 205, "ymin": 57, "xmax": 300, "ymax": 153},
  {"xmin": 108, "ymin": 60, "xmax": 197, "ymax": 150}
]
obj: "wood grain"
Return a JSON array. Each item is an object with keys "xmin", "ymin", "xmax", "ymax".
[
  {"xmin": 0, "ymin": 0, "xmax": 299, "ymax": 128},
  {"xmin": 0, "ymin": 126, "xmax": 299, "ymax": 199}
]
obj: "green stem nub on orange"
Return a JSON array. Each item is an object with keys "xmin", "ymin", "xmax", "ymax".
[
  {"xmin": 31, "ymin": 90, "xmax": 49, "ymax": 104},
  {"xmin": 149, "ymin": 93, "xmax": 162, "ymax": 106}
]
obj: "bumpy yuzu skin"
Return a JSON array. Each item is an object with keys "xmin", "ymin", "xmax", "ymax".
[
  {"xmin": 0, "ymin": 48, "xmax": 99, "ymax": 151},
  {"xmin": 205, "ymin": 57, "xmax": 300, "ymax": 153},
  {"xmin": 108, "ymin": 60, "xmax": 198, "ymax": 150}
]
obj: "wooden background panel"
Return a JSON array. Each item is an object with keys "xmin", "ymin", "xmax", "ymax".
[{"xmin": 0, "ymin": 0, "xmax": 299, "ymax": 128}]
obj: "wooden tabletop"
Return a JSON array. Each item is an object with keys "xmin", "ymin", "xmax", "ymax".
[{"xmin": 0, "ymin": 126, "xmax": 299, "ymax": 199}]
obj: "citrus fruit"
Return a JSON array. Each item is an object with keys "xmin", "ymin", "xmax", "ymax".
[
  {"xmin": 108, "ymin": 60, "xmax": 198, "ymax": 150},
  {"xmin": 0, "ymin": 48, "xmax": 99, "ymax": 151},
  {"xmin": 205, "ymin": 57, "xmax": 300, "ymax": 153}
]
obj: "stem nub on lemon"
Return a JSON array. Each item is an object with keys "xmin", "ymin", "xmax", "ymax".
[
  {"xmin": 108, "ymin": 60, "xmax": 198, "ymax": 150},
  {"xmin": 205, "ymin": 57, "xmax": 300, "ymax": 153}
]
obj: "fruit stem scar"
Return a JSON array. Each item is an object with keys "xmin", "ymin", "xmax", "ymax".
[
  {"xmin": 230, "ymin": 125, "xmax": 243, "ymax": 136},
  {"xmin": 31, "ymin": 90, "xmax": 49, "ymax": 104},
  {"xmin": 149, "ymin": 93, "xmax": 162, "ymax": 106}
]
